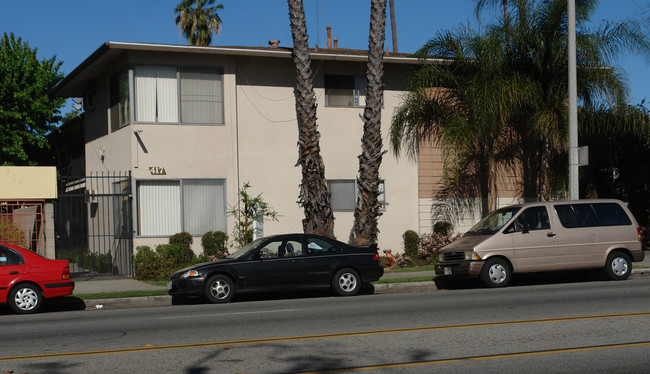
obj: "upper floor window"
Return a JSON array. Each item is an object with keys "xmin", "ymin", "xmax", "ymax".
[
  {"xmin": 109, "ymin": 69, "xmax": 130, "ymax": 131},
  {"xmin": 131, "ymin": 65, "xmax": 224, "ymax": 125},
  {"xmin": 325, "ymin": 75, "xmax": 366, "ymax": 107}
]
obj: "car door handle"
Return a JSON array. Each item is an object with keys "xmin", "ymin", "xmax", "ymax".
[
  {"xmin": 547, "ymin": 232, "xmax": 556, "ymax": 237},
  {"xmin": 9, "ymin": 271, "xmax": 18, "ymax": 274}
]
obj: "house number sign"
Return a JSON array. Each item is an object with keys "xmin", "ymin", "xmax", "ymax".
[{"xmin": 149, "ymin": 167, "xmax": 167, "ymax": 175}]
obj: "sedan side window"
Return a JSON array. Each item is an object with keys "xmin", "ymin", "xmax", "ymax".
[
  {"xmin": 307, "ymin": 238, "xmax": 340, "ymax": 254},
  {"xmin": 255, "ymin": 239, "xmax": 304, "ymax": 259},
  {"xmin": 0, "ymin": 249, "xmax": 24, "ymax": 265}
]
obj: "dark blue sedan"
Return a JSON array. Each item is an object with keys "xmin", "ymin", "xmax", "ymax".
[{"xmin": 168, "ymin": 234, "xmax": 384, "ymax": 303}]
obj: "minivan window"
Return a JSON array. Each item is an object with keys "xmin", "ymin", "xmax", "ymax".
[
  {"xmin": 555, "ymin": 203, "xmax": 631, "ymax": 228},
  {"xmin": 466, "ymin": 206, "xmax": 520, "ymax": 235},
  {"xmin": 505, "ymin": 206, "xmax": 550, "ymax": 233}
]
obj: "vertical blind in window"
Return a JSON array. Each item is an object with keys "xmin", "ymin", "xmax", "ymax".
[
  {"xmin": 182, "ymin": 180, "xmax": 226, "ymax": 235},
  {"xmin": 180, "ymin": 69, "xmax": 224, "ymax": 124},
  {"xmin": 137, "ymin": 180, "xmax": 182, "ymax": 236},
  {"xmin": 134, "ymin": 66, "xmax": 179, "ymax": 123}
]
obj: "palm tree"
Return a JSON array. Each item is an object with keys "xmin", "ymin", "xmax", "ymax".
[
  {"xmin": 287, "ymin": 0, "xmax": 335, "ymax": 237},
  {"xmin": 390, "ymin": 27, "xmax": 516, "ymax": 215},
  {"xmin": 391, "ymin": 0, "xmax": 650, "ymax": 215},
  {"xmin": 349, "ymin": 0, "xmax": 387, "ymax": 246},
  {"xmin": 175, "ymin": 0, "xmax": 223, "ymax": 46}
]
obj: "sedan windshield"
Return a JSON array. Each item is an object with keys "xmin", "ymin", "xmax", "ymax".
[
  {"xmin": 466, "ymin": 206, "xmax": 520, "ymax": 235},
  {"xmin": 226, "ymin": 237, "xmax": 266, "ymax": 259}
]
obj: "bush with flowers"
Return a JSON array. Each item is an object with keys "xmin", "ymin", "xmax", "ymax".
[{"xmin": 394, "ymin": 232, "xmax": 460, "ymax": 267}]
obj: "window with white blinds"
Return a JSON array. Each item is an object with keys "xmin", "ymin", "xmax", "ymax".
[
  {"xmin": 137, "ymin": 179, "xmax": 226, "ymax": 236},
  {"xmin": 327, "ymin": 179, "xmax": 386, "ymax": 211},
  {"xmin": 132, "ymin": 65, "xmax": 224, "ymax": 125}
]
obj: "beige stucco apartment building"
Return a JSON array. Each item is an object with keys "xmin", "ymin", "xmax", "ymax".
[{"xmin": 51, "ymin": 41, "xmax": 521, "ymax": 256}]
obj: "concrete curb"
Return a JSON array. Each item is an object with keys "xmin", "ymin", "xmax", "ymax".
[{"xmin": 82, "ymin": 269, "xmax": 649, "ymax": 311}]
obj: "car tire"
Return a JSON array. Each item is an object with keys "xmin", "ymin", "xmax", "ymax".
[
  {"xmin": 9, "ymin": 284, "xmax": 42, "ymax": 314},
  {"xmin": 204, "ymin": 275, "xmax": 235, "ymax": 303},
  {"xmin": 332, "ymin": 268, "xmax": 361, "ymax": 296},
  {"xmin": 480, "ymin": 258, "xmax": 511, "ymax": 288},
  {"xmin": 604, "ymin": 251, "xmax": 631, "ymax": 280}
]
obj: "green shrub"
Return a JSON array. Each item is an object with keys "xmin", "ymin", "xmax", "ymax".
[
  {"xmin": 134, "ymin": 243, "xmax": 199, "ymax": 281},
  {"xmin": 396, "ymin": 232, "xmax": 461, "ymax": 267},
  {"xmin": 169, "ymin": 232, "xmax": 194, "ymax": 263},
  {"xmin": 433, "ymin": 221, "xmax": 453, "ymax": 235},
  {"xmin": 402, "ymin": 230, "xmax": 419, "ymax": 258},
  {"xmin": 57, "ymin": 246, "xmax": 114, "ymax": 274},
  {"xmin": 201, "ymin": 231, "xmax": 229, "ymax": 259}
]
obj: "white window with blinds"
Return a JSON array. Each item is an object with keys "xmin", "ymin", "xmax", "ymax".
[
  {"xmin": 137, "ymin": 179, "xmax": 226, "ymax": 236},
  {"xmin": 132, "ymin": 65, "xmax": 224, "ymax": 125},
  {"xmin": 324, "ymin": 75, "xmax": 367, "ymax": 107},
  {"xmin": 327, "ymin": 179, "xmax": 386, "ymax": 211}
]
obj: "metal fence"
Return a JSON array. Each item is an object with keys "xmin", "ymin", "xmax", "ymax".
[
  {"xmin": 0, "ymin": 200, "xmax": 46, "ymax": 255},
  {"xmin": 55, "ymin": 172, "xmax": 133, "ymax": 277}
]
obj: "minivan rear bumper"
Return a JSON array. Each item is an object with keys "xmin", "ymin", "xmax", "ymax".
[{"xmin": 435, "ymin": 260, "xmax": 484, "ymax": 278}]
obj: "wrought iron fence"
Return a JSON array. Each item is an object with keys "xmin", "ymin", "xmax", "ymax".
[{"xmin": 55, "ymin": 172, "xmax": 133, "ymax": 277}]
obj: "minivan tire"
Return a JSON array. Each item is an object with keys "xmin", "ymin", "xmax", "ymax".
[
  {"xmin": 604, "ymin": 251, "xmax": 631, "ymax": 281},
  {"xmin": 480, "ymin": 258, "xmax": 511, "ymax": 288}
]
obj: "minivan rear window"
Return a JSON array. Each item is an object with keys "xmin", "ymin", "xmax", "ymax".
[{"xmin": 554, "ymin": 203, "xmax": 631, "ymax": 228}]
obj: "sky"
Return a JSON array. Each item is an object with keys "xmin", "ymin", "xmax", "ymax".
[{"xmin": 2, "ymin": 0, "xmax": 649, "ymax": 108}]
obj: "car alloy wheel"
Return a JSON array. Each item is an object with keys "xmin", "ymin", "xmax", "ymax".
[
  {"xmin": 333, "ymin": 268, "xmax": 361, "ymax": 296},
  {"xmin": 205, "ymin": 275, "xmax": 235, "ymax": 303}
]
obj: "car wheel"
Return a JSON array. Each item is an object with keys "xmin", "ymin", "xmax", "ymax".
[
  {"xmin": 9, "ymin": 284, "xmax": 42, "ymax": 314},
  {"xmin": 204, "ymin": 275, "xmax": 235, "ymax": 303},
  {"xmin": 332, "ymin": 268, "xmax": 361, "ymax": 296},
  {"xmin": 604, "ymin": 251, "xmax": 631, "ymax": 280},
  {"xmin": 480, "ymin": 258, "xmax": 511, "ymax": 288}
]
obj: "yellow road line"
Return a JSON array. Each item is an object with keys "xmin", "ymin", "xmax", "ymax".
[{"xmin": 2, "ymin": 311, "xmax": 649, "ymax": 362}]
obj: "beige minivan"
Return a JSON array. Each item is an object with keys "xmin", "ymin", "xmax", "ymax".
[{"xmin": 434, "ymin": 199, "xmax": 645, "ymax": 287}]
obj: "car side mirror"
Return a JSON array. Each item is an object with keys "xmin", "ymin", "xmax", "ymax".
[{"xmin": 521, "ymin": 223, "xmax": 530, "ymax": 234}]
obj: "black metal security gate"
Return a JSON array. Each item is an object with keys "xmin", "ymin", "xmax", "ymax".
[{"xmin": 55, "ymin": 172, "xmax": 133, "ymax": 277}]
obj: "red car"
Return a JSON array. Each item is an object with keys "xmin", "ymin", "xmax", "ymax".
[{"xmin": 0, "ymin": 243, "xmax": 75, "ymax": 314}]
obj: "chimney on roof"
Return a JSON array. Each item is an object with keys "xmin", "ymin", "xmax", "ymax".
[
  {"xmin": 268, "ymin": 40, "xmax": 280, "ymax": 48},
  {"xmin": 327, "ymin": 26, "xmax": 332, "ymax": 48},
  {"xmin": 333, "ymin": 37, "xmax": 338, "ymax": 49}
]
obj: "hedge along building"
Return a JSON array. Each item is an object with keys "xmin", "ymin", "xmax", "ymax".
[
  {"xmin": 0, "ymin": 166, "xmax": 57, "ymax": 258},
  {"xmin": 49, "ymin": 41, "xmax": 521, "ymax": 257}
]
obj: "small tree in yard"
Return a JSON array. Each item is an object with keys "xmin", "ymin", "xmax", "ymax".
[{"xmin": 228, "ymin": 182, "xmax": 279, "ymax": 247}]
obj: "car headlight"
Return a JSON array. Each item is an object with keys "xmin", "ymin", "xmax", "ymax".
[
  {"xmin": 180, "ymin": 270, "xmax": 201, "ymax": 279},
  {"xmin": 465, "ymin": 251, "xmax": 480, "ymax": 260}
]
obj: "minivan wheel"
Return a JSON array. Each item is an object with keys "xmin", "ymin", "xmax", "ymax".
[
  {"xmin": 332, "ymin": 268, "xmax": 361, "ymax": 296},
  {"xmin": 604, "ymin": 252, "xmax": 631, "ymax": 280},
  {"xmin": 480, "ymin": 258, "xmax": 511, "ymax": 288},
  {"xmin": 9, "ymin": 284, "xmax": 42, "ymax": 314},
  {"xmin": 204, "ymin": 275, "xmax": 235, "ymax": 303}
]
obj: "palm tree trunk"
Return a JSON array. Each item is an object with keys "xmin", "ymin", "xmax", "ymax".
[
  {"xmin": 349, "ymin": 0, "xmax": 387, "ymax": 246},
  {"xmin": 287, "ymin": 0, "xmax": 335, "ymax": 237}
]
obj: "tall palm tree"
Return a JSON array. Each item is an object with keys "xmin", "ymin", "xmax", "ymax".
[
  {"xmin": 287, "ymin": 0, "xmax": 335, "ymax": 237},
  {"xmin": 175, "ymin": 0, "xmax": 223, "ymax": 46},
  {"xmin": 349, "ymin": 0, "xmax": 387, "ymax": 246}
]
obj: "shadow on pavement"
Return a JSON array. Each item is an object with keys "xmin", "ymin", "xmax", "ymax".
[
  {"xmin": 0, "ymin": 296, "xmax": 87, "ymax": 315},
  {"xmin": 435, "ymin": 270, "xmax": 614, "ymax": 290},
  {"xmin": 172, "ymin": 283, "xmax": 376, "ymax": 306}
]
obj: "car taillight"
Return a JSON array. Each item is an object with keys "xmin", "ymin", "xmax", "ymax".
[
  {"xmin": 638, "ymin": 227, "xmax": 643, "ymax": 242},
  {"xmin": 373, "ymin": 254, "xmax": 379, "ymax": 261},
  {"xmin": 63, "ymin": 266, "xmax": 70, "ymax": 280}
]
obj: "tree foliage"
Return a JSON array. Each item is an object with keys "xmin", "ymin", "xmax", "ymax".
[
  {"xmin": 390, "ymin": 0, "xmax": 650, "ymax": 214},
  {"xmin": 0, "ymin": 33, "xmax": 64, "ymax": 165},
  {"xmin": 175, "ymin": 0, "xmax": 223, "ymax": 46}
]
